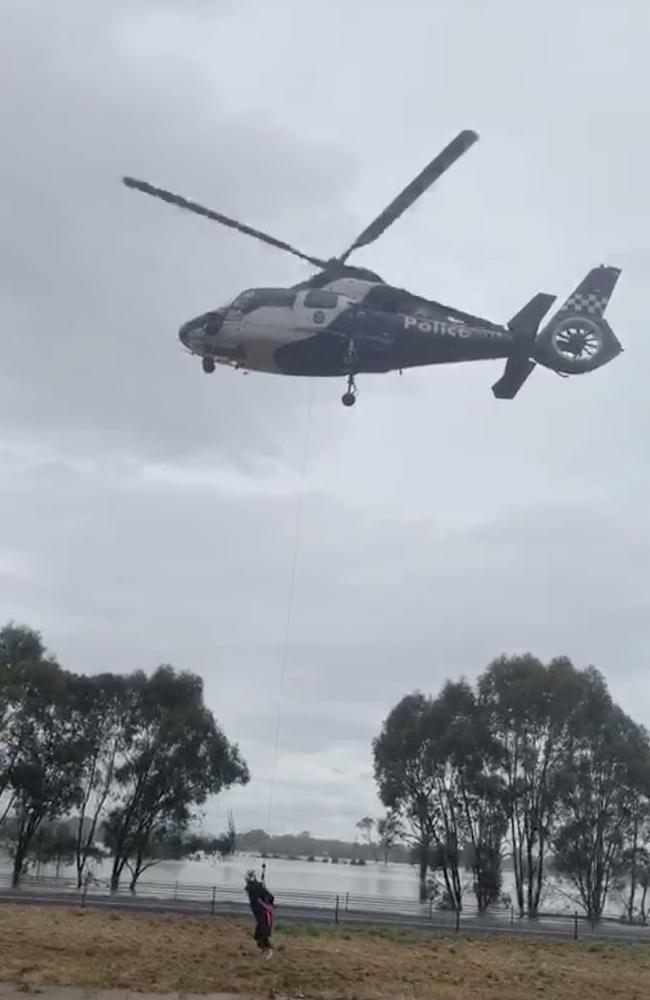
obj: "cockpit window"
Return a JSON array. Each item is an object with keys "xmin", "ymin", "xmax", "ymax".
[
  {"xmin": 363, "ymin": 286, "xmax": 412, "ymax": 314},
  {"xmin": 304, "ymin": 290, "xmax": 338, "ymax": 309},
  {"xmin": 232, "ymin": 288, "xmax": 296, "ymax": 314}
]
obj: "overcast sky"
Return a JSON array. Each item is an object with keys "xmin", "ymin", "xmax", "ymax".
[{"xmin": 1, "ymin": 0, "xmax": 649, "ymax": 840}]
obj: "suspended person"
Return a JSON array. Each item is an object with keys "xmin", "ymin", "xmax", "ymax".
[{"xmin": 244, "ymin": 870, "xmax": 275, "ymax": 959}]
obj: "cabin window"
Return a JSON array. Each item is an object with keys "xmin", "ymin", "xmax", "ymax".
[
  {"xmin": 304, "ymin": 290, "xmax": 338, "ymax": 309},
  {"xmin": 232, "ymin": 288, "xmax": 297, "ymax": 314}
]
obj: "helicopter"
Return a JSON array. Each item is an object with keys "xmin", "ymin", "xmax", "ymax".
[{"xmin": 123, "ymin": 129, "xmax": 623, "ymax": 406}]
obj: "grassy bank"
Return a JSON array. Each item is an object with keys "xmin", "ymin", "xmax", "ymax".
[{"xmin": 0, "ymin": 904, "xmax": 648, "ymax": 999}]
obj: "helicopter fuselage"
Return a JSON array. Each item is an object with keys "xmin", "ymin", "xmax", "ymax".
[{"xmin": 179, "ymin": 277, "xmax": 514, "ymax": 378}]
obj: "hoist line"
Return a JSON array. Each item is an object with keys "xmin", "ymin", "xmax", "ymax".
[{"xmin": 265, "ymin": 382, "xmax": 314, "ymax": 838}]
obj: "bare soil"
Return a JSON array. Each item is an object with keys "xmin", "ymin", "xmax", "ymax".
[{"xmin": 0, "ymin": 904, "xmax": 648, "ymax": 999}]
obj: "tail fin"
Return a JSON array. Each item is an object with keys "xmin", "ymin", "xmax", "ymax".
[{"xmin": 553, "ymin": 265, "xmax": 621, "ymax": 320}]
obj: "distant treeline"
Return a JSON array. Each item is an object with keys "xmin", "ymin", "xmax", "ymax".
[
  {"xmin": 0, "ymin": 623, "xmax": 248, "ymax": 890},
  {"xmin": 237, "ymin": 829, "xmax": 411, "ymax": 864}
]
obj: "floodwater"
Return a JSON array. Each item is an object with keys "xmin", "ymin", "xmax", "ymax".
[{"xmin": 0, "ymin": 849, "xmax": 599, "ymax": 914}]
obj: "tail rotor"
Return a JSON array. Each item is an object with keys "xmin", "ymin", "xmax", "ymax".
[{"xmin": 534, "ymin": 265, "xmax": 623, "ymax": 375}]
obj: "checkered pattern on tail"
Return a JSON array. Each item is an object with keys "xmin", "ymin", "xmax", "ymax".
[
  {"xmin": 562, "ymin": 291, "xmax": 610, "ymax": 315},
  {"xmin": 555, "ymin": 266, "xmax": 621, "ymax": 319}
]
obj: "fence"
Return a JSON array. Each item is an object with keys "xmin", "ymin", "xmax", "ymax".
[{"xmin": 1, "ymin": 869, "xmax": 650, "ymax": 943}]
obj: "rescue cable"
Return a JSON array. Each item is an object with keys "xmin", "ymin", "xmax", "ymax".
[{"xmin": 265, "ymin": 383, "xmax": 314, "ymax": 845}]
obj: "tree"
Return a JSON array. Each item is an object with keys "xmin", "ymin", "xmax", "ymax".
[
  {"xmin": 462, "ymin": 774, "xmax": 507, "ymax": 912},
  {"xmin": 104, "ymin": 665, "xmax": 249, "ymax": 892},
  {"xmin": 0, "ymin": 623, "xmax": 46, "ymax": 670},
  {"xmin": 29, "ymin": 820, "xmax": 77, "ymax": 878},
  {"xmin": 430, "ymin": 682, "xmax": 509, "ymax": 914},
  {"xmin": 71, "ymin": 673, "xmax": 132, "ymax": 887},
  {"xmin": 623, "ymin": 792, "xmax": 650, "ymax": 923},
  {"xmin": 103, "ymin": 814, "xmax": 238, "ymax": 892},
  {"xmin": 373, "ymin": 693, "xmax": 437, "ymax": 901},
  {"xmin": 633, "ymin": 850, "xmax": 650, "ymax": 924},
  {"xmin": 477, "ymin": 655, "xmax": 593, "ymax": 917},
  {"xmin": 0, "ymin": 623, "xmax": 48, "ymax": 827},
  {"xmin": 356, "ymin": 817, "xmax": 375, "ymax": 848},
  {"xmin": 376, "ymin": 812, "xmax": 402, "ymax": 865},
  {"xmin": 552, "ymin": 700, "xmax": 650, "ymax": 920},
  {"xmin": 4, "ymin": 660, "xmax": 91, "ymax": 886},
  {"xmin": 374, "ymin": 685, "xmax": 470, "ymax": 909}
]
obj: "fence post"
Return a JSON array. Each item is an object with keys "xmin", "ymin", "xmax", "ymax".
[
  {"xmin": 211, "ymin": 886, "xmax": 216, "ymax": 916},
  {"xmin": 455, "ymin": 907, "xmax": 460, "ymax": 933},
  {"xmin": 334, "ymin": 894, "xmax": 340, "ymax": 925},
  {"xmin": 573, "ymin": 911, "xmax": 579, "ymax": 940}
]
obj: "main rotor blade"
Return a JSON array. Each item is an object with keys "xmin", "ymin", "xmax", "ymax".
[
  {"xmin": 337, "ymin": 129, "xmax": 479, "ymax": 263},
  {"xmin": 122, "ymin": 177, "xmax": 328, "ymax": 269}
]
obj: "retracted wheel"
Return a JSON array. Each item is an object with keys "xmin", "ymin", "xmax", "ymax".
[{"xmin": 202, "ymin": 356, "xmax": 215, "ymax": 374}]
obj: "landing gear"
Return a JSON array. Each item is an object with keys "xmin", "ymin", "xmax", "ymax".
[
  {"xmin": 341, "ymin": 339, "xmax": 358, "ymax": 407},
  {"xmin": 202, "ymin": 356, "xmax": 215, "ymax": 374},
  {"xmin": 341, "ymin": 374, "xmax": 358, "ymax": 407}
]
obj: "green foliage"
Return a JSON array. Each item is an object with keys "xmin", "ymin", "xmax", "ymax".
[
  {"xmin": 30, "ymin": 820, "xmax": 78, "ymax": 875},
  {"xmin": 102, "ymin": 664, "xmax": 249, "ymax": 891},
  {"xmin": 0, "ymin": 622, "xmax": 249, "ymax": 890},
  {"xmin": 377, "ymin": 812, "xmax": 403, "ymax": 864},
  {"xmin": 477, "ymin": 654, "xmax": 598, "ymax": 916},
  {"xmin": 551, "ymin": 703, "xmax": 650, "ymax": 919},
  {"xmin": 1, "ymin": 657, "xmax": 91, "ymax": 886},
  {"xmin": 374, "ymin": 653, "xmax": 650, "ymax": 920},
  {"xmin": 374, "ymin": 679, "xmax": 505, "ymax": 911},
  {"xmin": 0, "ymin": 622, "xmax": 47, "ymax": 670}
]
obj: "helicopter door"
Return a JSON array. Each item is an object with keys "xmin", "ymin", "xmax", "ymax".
[{"xmin": 292, "ymin": 289, "xmax": 343, "ymax": 337}]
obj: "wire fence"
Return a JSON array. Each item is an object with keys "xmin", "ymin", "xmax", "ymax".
[{"xmin": 1, "ymin": 869, "xmax": 650, "ymax": 943}]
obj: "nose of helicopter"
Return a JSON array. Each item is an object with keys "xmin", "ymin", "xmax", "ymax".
[
  {"xmin": 178, "ymin": 322, "xmax": 191, "ymax": 348},
  {"xmin": 179, "ymin": 309, "xmax": 225, "ymax": 349}
]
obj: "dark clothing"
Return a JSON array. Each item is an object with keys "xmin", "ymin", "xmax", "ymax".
[{"xmin": 245, "ymin": 878, "xmax": 274, "ymax": 951}]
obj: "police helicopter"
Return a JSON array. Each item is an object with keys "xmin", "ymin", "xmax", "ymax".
[{"xmin": 123, "ymin": 130, "xmax": 623, "ymax": 406}]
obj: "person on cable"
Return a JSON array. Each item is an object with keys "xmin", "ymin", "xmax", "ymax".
[{"xmin": 244, "ymin": 869, "xmax": 275, "ymax": 959}]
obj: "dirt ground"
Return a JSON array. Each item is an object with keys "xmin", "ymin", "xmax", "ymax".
[{"xmin": 0, "ymin": 904, "xmax": 649, "ymax": 1000}]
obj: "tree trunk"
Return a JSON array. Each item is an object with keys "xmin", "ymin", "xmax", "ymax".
[
  {"xmin": 109, "ymin": 856, "xmax": 123, "ymax": 893},
  {"xmin": 628, "ymin": 813, "xmax": 639, "ymax": 921},
  {"xmin": 418, "ymin": 854, "xmax": 428, "ymax": 901},
  {"xmin": 510, "ymin": 809, "xmax": 525, "ymax": 917},
  {"xmin": 12, "ymin": 844, "xmax": 27, "ymax": 888}
]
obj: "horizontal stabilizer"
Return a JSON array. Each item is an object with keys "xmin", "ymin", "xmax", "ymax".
[
  {"xmin": 492, "ymin": 290, "xmax": 555, "ymax": 399},
  {"xmin": 508, "ymin": 292, "xmax": 557, "ymax": 335},
  {"xmin": 492, "ymin": 357, "xmax": 536, "ymax": 399}
]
